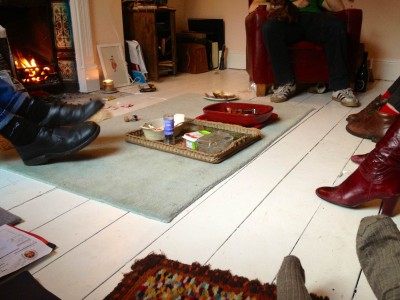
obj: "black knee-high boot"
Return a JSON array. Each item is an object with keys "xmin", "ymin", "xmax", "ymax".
[{"xmin": 1, "ymin": 116, "xmax": 101, "ymax": 166}]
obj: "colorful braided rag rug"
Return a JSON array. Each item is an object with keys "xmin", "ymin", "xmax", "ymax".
[{"xmin": 105, "ymin": 254, "xmax": 329, "ymax": 300}]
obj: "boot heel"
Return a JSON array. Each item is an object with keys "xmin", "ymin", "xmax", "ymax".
[{"xmin": 381, "ymin": 197, "xmax": 400, "ymax": 216}]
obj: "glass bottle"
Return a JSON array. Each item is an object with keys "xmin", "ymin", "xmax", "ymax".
[
  {"xmin": 355, "ymin": 51, "xmax": 369, "ymax": 93},
  {"xmin": 163, "ymin": 114, "xmax": 175, "ymax": 145}
]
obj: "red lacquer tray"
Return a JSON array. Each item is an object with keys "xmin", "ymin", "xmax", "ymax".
[
  {"xmin": 202, "ymin": 102, "xmax": 274, "ymax": 127},
  {"xmin": 197, "ymin": 113, "xmax": 278, "ymax": 129}
]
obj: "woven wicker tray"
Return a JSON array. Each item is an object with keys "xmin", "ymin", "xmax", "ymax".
[{"xmin": 125, "ymin": 119, "xmax": 263, "ymax": 163}]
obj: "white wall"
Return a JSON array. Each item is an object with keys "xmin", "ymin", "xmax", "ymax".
[
  {"xmin": 168, "ymin": 0, "xmax": 186, "ymax": 32},
  {"xmin": 344, "ymin": 0, "xmax": 400, "ymax": 80},
  {"xmin": 89, "ymin": 0, "xmax": 125, "ymax": 81},
  {"xmin": 182, "ymin": 0, "xmax": 247, "ymax": 70}
]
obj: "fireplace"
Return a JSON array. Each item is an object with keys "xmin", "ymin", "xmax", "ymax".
[{"xmin": 0, "ymin": 0, "xmax": 82, "ymax": 92}]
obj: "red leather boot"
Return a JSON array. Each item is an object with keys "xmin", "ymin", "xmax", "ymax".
[{"xmin": 316, "ymin": 117, "xmax": 400, "ymax": 216}]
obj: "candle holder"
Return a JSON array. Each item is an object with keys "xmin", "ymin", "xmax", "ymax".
[{"xmin": 102, "ymin": 79, "xmax": 116, "ymax": 93}]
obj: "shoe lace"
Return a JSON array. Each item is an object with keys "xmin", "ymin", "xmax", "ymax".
[
  {"xmin": 341, "ymin": 88, "xmax": 355, "ymax": 97},
  {"xmin": 275, "ymin": 83, "xmax": 294, "ymax": 96}
]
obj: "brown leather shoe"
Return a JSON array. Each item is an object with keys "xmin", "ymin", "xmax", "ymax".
[
  {"xmin": 346, "ymin": 110, "xmax": 399, "ymax": 142},
  {"xmin": 346, "ymin": 95, "xmax": 387, "ymax": 123}
]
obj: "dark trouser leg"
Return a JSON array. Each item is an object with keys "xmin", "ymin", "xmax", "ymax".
[
  {"xmin": 386, "ymin": 77, "xmax": 400, "ymax": 111},
  {"xmin": 386, "ymin": 75, "xmax": 400, "ymax": 96},
  {"xmin": 0, "ymin": 77, "xmax": 49, "ymax": 124},
  {"xmin": 0, "ymin": 78, "xmax": 26, "ymax": 129},
  {"xmin": 261, "ymin": 19, "xmax": 304, "ymax": 85},
  {"xmin": 302, "ymin": 12, "xmax": 349, "ymax": 90},
  {"xmin": 357, "ymin": 215, "xmax": 400, "ymax": 300}
]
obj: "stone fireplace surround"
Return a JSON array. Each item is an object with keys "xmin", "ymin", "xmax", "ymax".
[{"xmin": 69, "ymin": 0, "xmax": 101, "ymax": 92}]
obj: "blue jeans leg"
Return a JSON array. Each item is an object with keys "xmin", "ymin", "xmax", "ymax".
[{"xmin": 0, "ymin": 78, "xmax": 27, "ymax": 130}]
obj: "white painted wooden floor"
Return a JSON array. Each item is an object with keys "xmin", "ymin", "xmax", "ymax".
[{"xmin": 1, "ymin": 69, "xmax": 398, "ymax": 300}]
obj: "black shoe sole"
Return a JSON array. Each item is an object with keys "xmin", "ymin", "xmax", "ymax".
[{"xmin": 23, "ymin": 125, "xmax": 101, "ymax": 166}]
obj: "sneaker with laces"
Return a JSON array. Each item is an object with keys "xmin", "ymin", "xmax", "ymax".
[
  {"xmin": 270, "ymin": 81, "xmax": 296, "ymax": 103},
  {"xmin": 332, "ymin": 88, "xmax": 360, "ymax": 107}
]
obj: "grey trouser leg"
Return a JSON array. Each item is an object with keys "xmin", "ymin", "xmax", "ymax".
[
  {"xmin": 277, "ymin": 255, "xmax": 312, "ymax": 300},
  {"xmin": 357, "ymin": 215, "xmax": 400, "ymax": 300}
]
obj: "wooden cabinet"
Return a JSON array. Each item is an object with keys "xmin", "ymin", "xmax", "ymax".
[{"xmin": 123, "ymin": 8, "xmax": 177, "ymax": 81}]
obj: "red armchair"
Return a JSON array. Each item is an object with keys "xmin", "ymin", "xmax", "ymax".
[{"xmin": 246, "ymin": 1, "xmax": 363, "ymax": 96}]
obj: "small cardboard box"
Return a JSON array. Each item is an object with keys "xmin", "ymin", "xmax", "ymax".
[{"xmin": 182, "ymin": 130, "xmax": 210, "ymax": 149}]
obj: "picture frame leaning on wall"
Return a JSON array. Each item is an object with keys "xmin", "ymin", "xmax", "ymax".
[{"xmin": 97, "ymin": 43, "xmax": 131, "ymax": 87}]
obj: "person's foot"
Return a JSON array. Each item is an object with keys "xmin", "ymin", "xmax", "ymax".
[
  {"xmin": 345, "ymin": 110, "xmax": 399, "ymax": 142},
  {"xmin": 332, "ymin": 88, "xmax": 360, "ymax": 107},
  {"xmin": 346, "ymin": 95, "xmax": 386, "ymax": 122},
  {"xmin": 307, "ymin": 83, "xmax": 327, "ymax": 94},
  {"xmin": 271, "ymin": 81, "xmax": 296, "ymax": 103},
  {"xmin": 15, "ymin": 121, "xmax": 100, "ymax": 166},
  {"xmin": 357, "ymin": 215, "xmax": 400, "ymax": 300},
  {"xmin": 39, "ymin": 100, "xmax": 104, "ymax": 127},
  {"xmin": 277, "ymin": 255, "xmax": 311, "ymax": 300}
]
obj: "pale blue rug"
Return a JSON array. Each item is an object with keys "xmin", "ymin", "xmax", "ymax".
[{"xmin": 0, "ymin": 93, "xmax": 314, "ymax": 222}]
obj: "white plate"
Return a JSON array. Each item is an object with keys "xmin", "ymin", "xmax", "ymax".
[{"xmin": 203, "ymin": 96, "xmax": 239, "ymax": 102}]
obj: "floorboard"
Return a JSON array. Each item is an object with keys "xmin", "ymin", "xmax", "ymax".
[{"xmin": 0, "ymin": 70, "xmax": 398, "ymax": 300}]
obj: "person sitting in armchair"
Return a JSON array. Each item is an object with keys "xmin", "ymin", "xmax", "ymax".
[{"xmin": 249, "ymin": 0, "xmax": 359, "ymax": 107}]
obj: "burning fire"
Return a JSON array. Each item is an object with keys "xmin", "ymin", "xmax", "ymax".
[{"xmin": 14, "ymin": 52, "xmax": 52, "ymax": 84}]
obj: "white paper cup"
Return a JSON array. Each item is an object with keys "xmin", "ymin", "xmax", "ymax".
[{"xmin": 174, "ymin": 113, "xmax": 185, "ymax": 125}]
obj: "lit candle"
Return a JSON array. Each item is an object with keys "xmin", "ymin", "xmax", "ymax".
[{"xmin": 103, "ymin": 79, "xmax": 115, "ymax": 92}]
